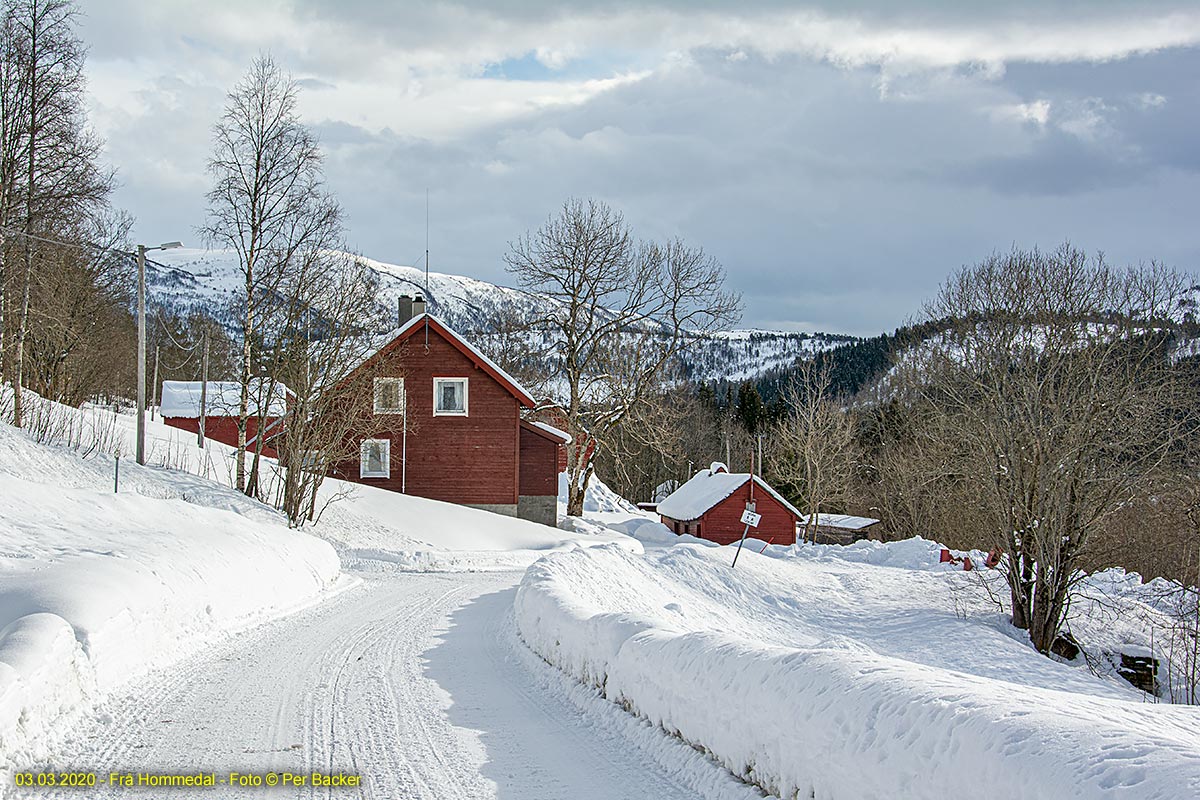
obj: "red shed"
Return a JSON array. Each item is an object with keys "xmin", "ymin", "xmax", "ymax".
[
  {"xmin": 331, "ymin": 310, "xmax": 565, "ymax": 526},
  {"xmin": 159, "ymin": 379, "xmax": 291, "ymax": 458},
  {"xmin": 657, "ymin": 462, "xmax": 802, "ymax": 546}
]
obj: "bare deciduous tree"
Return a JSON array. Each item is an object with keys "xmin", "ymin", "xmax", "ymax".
[
  {"xmin": 5, "ymin": 0, "xmax": 111, "ymax": 425},
  {"xmin": 505, "ymin": 198, "xmax": 741, "ymax": 516},
  {"xmin": 916, "ymin": 244, "xmax": 1194, "ymax": 654},
  {"xmin": 259, "ymin": 251, "xmax": 393, "ymax": 525},
  {"xmin": 770, "ymin": 360, "xmax": 857, "ymax": 544},
  {"xmin": 203, "ymin": 54, "xmax": 342, "ymax": 494}
]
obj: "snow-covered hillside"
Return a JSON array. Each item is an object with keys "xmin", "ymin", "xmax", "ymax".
[
  {"xmin": 0, "ymin": 391, "xmax": 640, "ymax": 770},
  {"xmin": 0, "ymin": 406, "xmax": 343, "ymax": 764},
  {"xmin": 515, "ymin": 534, "xmax": 1200, "ymax": 799},
  {"xmin": 147, "ymin": 248, "xmax": 854, "ymax": 384}
]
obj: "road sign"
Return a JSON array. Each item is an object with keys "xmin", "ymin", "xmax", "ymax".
[{"xmin": 740, "ymin": 509, "xmax": 762, "ymax": 528}]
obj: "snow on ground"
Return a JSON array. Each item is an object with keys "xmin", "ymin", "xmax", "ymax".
[
  {"xmin": 515, "ymin": 537, "xmax": 1200, "ymax": 799},
  {"xmin": 0, "ymin": 404, "xmax": 342, "ymax": 767},
  {"xmin": 0, "ymin": 392, "xmax": 642, "ymax": 769},
  {"xmin": 312, "ymin": 478, "xmax": 639, "ymax": 573}
]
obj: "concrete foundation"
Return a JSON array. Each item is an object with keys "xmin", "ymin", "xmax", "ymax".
[{"xmin": 517, "ymin": 494, "xmax": 558, "ymax": 527}]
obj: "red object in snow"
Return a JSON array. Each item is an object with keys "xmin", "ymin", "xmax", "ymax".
[
  {"xmin": 940, "ymin": 548, "xmax": 953, "ymax": 563},
  {"xmin": 985, "ymin": 548, "xmax": 1002, "ymax": 569},
  {"xmin": 962, "ymin": 556, "xmax": 974, "ymax": 571}
]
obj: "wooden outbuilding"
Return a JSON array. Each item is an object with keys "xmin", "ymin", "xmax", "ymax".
[
  {"xmin": 330, "ymin": 309, "xmax": 568, "ymax": 526},
  {"xmin": 160, "ymin": 379, "xmax": 291, "ymax": 458},
  {"xmin": 657, "ymin": 462, "xmax": 802, "ymax": 546},
  {"xmin": 799, "ymin": 513, "xmax": 881, "ymax": 545}
]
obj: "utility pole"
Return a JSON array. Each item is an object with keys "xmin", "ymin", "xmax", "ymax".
[
  {"xmin": 150, "ymin": 346, "xmax": 160, "ymax": 422},
  {"xmin": 136, "ymin": 245, "xmax": 147, "ymax": 464},
  {"xmin": 198, "ymin": 328, "xmax": 209, "ymax": 448},
  {"xmin": 135, "ymin": 241, "xmax": 183, "ymax": 465}
]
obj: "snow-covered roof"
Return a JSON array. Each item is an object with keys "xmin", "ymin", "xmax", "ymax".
[
  {"xmin": 160, "ymin": 379, "xmax": 291, "ymax": 419},
  {"xmin": 799, "ymin": 513, "xmax": 881, "ymax": 531},
  {"xmin": 525, "ymin": 420, "xmax": 571, "ymax": 444},
  {"xmin": 657, "ymin": 468, "xmax": 802, "ymax": 522},
  {"xmin": 345, "ymin": 313, "xmax": 537, "ymax": 407}
]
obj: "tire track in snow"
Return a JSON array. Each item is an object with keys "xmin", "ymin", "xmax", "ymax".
[{"xmin": 8, "ymin": 571, "xmax": 737, "ymax": 800}]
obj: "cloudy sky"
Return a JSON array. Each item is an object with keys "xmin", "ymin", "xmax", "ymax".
[{"xmin": 81, "ymin": 1, "xmax": 1200, "ymax": 336}]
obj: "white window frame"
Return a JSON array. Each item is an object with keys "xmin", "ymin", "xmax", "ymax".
[
  {"xmin": 359, "ymin": 439, "xmax": 391, "ymax": 478},
  {"xmin": 296, "ymin": 449, "xmax": 325, "ymax": 474},
  {"xmin": 373, "ymin": 377, "xmax": 405, "ymax": 415},
  {"xmin": 433, "ymin": 377, "xmax": 469, "ymax": 417}
]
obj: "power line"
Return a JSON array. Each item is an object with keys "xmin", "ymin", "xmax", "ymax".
[
  {"xmin": 0, "ymin": 224, "xmax": 131, "ymax": 258},
  {"xmin": 153, "ymin": 306, "xmax": 201, "ymax": 353}
]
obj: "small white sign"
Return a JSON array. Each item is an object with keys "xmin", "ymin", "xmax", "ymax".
[{"xmin": 740, "ymin": 509, "xmax": 762, "ymax": 528}]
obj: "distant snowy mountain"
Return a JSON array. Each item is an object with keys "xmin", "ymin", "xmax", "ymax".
[{"xmin": 146, "ymin": 249, "xmax": 857, "ymax": 384}]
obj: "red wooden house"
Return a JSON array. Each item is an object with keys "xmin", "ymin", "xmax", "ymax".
[
  {"xmin": 159, "ymin": 379, "xmax": 291, "ymax": 458},
  {"xmin": 331, "ymin": 308, "xmax": 569, "ymax": 526},
  {"xmin": 526, "ymin": 403, "xmax": 592, "ymax": 474},
  {"xmin": 657, "ymin": 462, "xmax": 802, "ymax": 546}
]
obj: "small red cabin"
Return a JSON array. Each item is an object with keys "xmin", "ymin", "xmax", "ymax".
[
  {"xmin": 657, "ymin": 462, "xmax": 802, "ymax": 546},
  {"xmin": 330, "ymin": 310, "xmax": 569, "ymax": 526},
  {"xmin": 159, "ymin": 379, "xmax": 291, "ymax": 458}
]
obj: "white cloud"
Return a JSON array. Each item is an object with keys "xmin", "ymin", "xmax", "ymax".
[
  {"xmin": 1139, "ymin": 92, "xmax": 1168, "ymax": 109},
  {"xmin": 990, "ymin": 99, "xmax": 1052, "ymax": 127}
]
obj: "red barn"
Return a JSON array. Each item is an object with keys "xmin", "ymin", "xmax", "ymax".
[
  {"xmin": 159, "ymin": 379, "xmax": 291, "ymax": 458},
  {"xmin": 657, "ymin": 462, "xmax": 802, "ymax": 546},
  {"xmin": 331, "ymin": 310, "xmax": 568, "ymax": 526}
]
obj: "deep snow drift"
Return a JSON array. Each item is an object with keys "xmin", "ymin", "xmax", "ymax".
[
  {"xmin": 312, "ymin": 477, "xmax": 639, "ymax": 572},
  {"xmin": 515, "ymin": 538, "xmax": 1200, "ymax": 799},
  {"xmin": 0, "ymin": 394, "xmax": 640, "ymax": 767},
  {"xmin": 0, "ymin": 420, "xmax": 341, "ymax": 765}
]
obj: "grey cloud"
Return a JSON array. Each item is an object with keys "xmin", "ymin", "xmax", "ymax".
[{"xmin": 81, "ymin": 4, "xmax": 1200, "ymax": 337}]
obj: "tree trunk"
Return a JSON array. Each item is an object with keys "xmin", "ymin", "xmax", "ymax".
[{"xmin": 236, "ymin": 272, "xmax": 251, "ymax": 494}]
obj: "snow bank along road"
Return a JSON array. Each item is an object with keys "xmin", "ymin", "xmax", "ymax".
[{"xmin": 7, "ymin": 570, "xmax": 754, "ymax": 800}]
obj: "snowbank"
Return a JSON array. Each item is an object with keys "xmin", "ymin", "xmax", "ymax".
[
  {"xmin": 313, "ymin": 477, "xmax": 641, "ymax": 572},
  {"xmin": 0, "ymin": 421, "xmax": 341, "ymax": 763},
  {"xmin": 515, "ymin": 542, "xmax": 1200, "ymax": 799}
]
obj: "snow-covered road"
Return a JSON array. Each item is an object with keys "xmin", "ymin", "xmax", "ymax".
[{"xmin": 10, "ymin": 571, "xmax": 731, "ymax": 800}]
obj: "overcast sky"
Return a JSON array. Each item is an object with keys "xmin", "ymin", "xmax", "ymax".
[{"xmin": 81, "ymin": 1, "xmax": 1200, "ymax": 336}]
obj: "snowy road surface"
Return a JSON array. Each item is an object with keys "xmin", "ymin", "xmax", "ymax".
[{"xmin": 11, "ymin": 571, "xmax": 740, "ymax": 800}]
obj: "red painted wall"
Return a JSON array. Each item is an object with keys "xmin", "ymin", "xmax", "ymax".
[
  {"xmin": 519, "ymin": 425, "xmax": 559, "ymax": 496},
  {"xmin": 661, "ymin": 479, "xmax": 799, "ymax": 546},
  {"xmin": 332, "ymin": 326, "xmax": 522, "ymax": 506},
  {"xmin": 164, "ymin": 415, "xmax": 280, "ymax": 458}
]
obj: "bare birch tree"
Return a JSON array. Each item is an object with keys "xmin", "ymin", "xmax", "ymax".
[
  {"xmin": 771, "ymin": 360, "xmax": 857, "ymax": 543},
  {"xmin": 916, "ymin": 244, "xmax": 1194, "ymax": 654},
  {"xmin": 203, "ymin": 54, "xmax": 342, "ymax": 494},
  {"xmin": 6, "ymin": 0, "xmax": 109, "ymax": 425},
  {"xmin": 506, "ymin": 198, "xmax": 741, "ymax": 516},
  {"xmin": 0, "ymin": 3, "xmax": 29, "ymax": 383}
]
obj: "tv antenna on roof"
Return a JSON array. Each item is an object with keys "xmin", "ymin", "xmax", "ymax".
[
  {"xmin": 424, "ymin": 188, "xmax": 430, "ymax": 349},
  {"xmin": 424, "ymin": 188, "xmax": 430, "ymax": 295}
]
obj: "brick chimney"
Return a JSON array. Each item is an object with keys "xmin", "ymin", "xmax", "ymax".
[
  {"xmin": 413, "ymin": 294, "xmax": 427, "ymax": 317},
  {"xmin": 398, "ymin": 294, "xmax": 414, "ymax": 326}
]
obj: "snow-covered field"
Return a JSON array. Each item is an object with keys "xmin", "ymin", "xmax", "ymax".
[
  {"xmin": 515, "ymin": 533, "xmax": 1200, "ymax": 799},
  {"xmin": 0, "ymin": 411, "xmax": 342, "ymax": 765},
  {"xmin": 7, "ymin": 386, "xmax": 1200, "ymax": 799},
  {"xmin": 0, "ymin": 393, "xmax": 637, "ymax": 775}
]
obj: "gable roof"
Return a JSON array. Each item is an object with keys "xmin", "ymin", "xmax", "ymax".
[
  {"xmin": 348, "ymin": 313, "xmax": 536, "ymax": 407},
  {"xmin": 657, "ymin": 467, "xmax": 802, "ymax": 522},
  {"xmin": 160, "ymin": 379, "xmax": 292, "ymax": 419},
  {"xmin": 520, "ymin": 419, "xmax": 571, "ymax": 444},
  {"xmin": 800, "ymin": 513, "xmax": 880, "ymax": 531}
]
